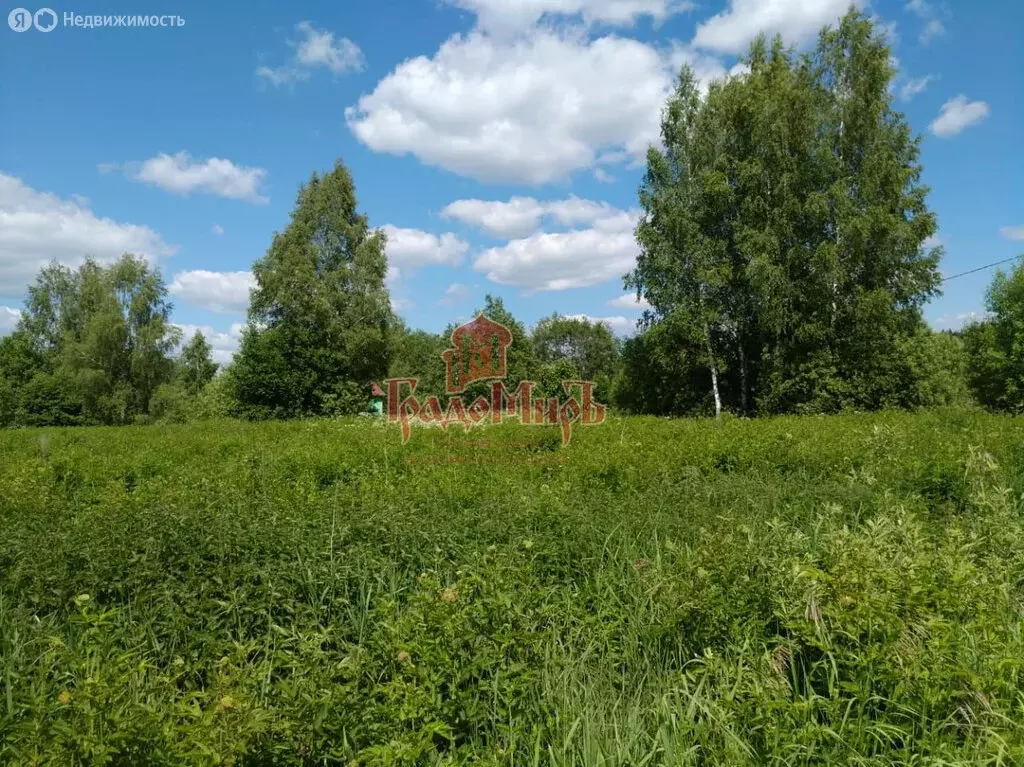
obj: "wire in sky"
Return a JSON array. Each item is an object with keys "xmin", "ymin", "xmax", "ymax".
[{"xmin": 940, "ymin": 255, "xmax": 1023, "ymax": 283}]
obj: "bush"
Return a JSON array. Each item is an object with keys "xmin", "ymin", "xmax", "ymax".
[{"xmin": 149, "ymin": 383, "xmax": 188, "ymax": 424}]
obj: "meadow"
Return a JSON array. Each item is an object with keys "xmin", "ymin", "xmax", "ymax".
[{"xmin": 1, "ymin": 410, "xmax": 1023, "ymax": 765}]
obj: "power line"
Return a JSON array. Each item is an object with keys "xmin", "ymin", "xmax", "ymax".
[{"xmin": 940, "ymin": 255, "xmax": 1022, "ymax": 283}]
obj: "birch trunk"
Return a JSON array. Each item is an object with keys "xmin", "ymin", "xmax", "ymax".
[{"xmin": 703, "ymin": 320, "xmax": 722, "ymax": 418}]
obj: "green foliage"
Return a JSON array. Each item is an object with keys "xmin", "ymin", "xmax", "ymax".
[
  {"xmin": 964, "ymin": 258, "xmax": 1024, "ymax": 411},
  {"xmin": 2, "ymin": 412, "xmax": 1024, "ymax": 763},
  {"xmin": 1, "ymin": 256, "xmax": 180, "ymax": 427},
  {"xmin": 149, "ymin": 383, "xmax": 189, "ymax": 424},
  {"xmin": 612, "ymin": 317, "xmax": 712, "ymax": 415},
  {"xmin": 532, "ymin": 314, "xmax": 619, "ymax": 395},
  {"xmin": 627, "ymin": 10, "xmax": 941, "ymax": 417},
  {"xmin": 177, "ymin": 331, "xmax": 218, "ymax": 395},
  {"xmin": 388, "ymin": 319, "xmax": 447, "ymax": 396},
  {"xmin": 232, "ymin": 159, "xmax": 392, "ymax": 419},
  {"xmin": 897, "ymin": 328, "xmax": 974, "ymax": 408},
  {"xmin": 190, "ymin": 371, "xmax": 237, "ymax": 421}
]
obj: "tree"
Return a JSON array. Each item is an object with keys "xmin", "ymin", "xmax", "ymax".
[
  {"xmin": 232, "ymin": 160, "xmax": 393, "ymax": 418},
  {"xmin": 628, "ymin": 65, "xmax": 730, "ymax": 417},
  {"xmin": 3, "ymin": 255, "xmax": 179, "ymax": 426},
  {"xmin": 611, "ymin": 315, "xmax": 715, "ymax": 416},
  {"xmin": 388, "ymin": 319, "xmax": 446, "ymax": 396},
  {"xmin": 897, "ymin": 328, "xmax": 973, "ymax": 408},
  {"xmin": 531, "ymin": 314, "xmax": 620, "ymax": 394},
  {"xmin": 963, "ymin": 258, "xmax": 1024, "ymax": 411},
  {"xmin": 178, "ymin": 331, "xmax": 218, "ymax": 395},
  {"xmin": 56, "ymin": 256, "xmax": 180, "ymax": 423},
  {"xmin": 627, "ymin": 10, "xmax": 941, "ymax": 417}
]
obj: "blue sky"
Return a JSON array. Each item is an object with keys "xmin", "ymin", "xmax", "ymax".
[{"xmin": 2, "ymin": 0, "xmax": 1021, "ymax": 362}]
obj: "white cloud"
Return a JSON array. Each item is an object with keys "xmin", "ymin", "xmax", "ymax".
[
  {"xmin": 930, "ymin": 95, "xmax": 989, "ymax": 138},
  {"xmin": 173, "ymin": 322, "xmax": 245, "ymax": 365},
  {"xmin": 212, "ymin": 224, "xmax": 225, "ymax": 236},
  {"xmin": 169, "ymin": 270, "xmax": 255, "ymax": 314},
  {"xmin": 391, "ymin": 296, "xmax": 415, "ymax": 312},
  {"xmin": 105, "ymin": 152, "xmax": 269, "ymax": 204},
  {"xmin": 931, "ymin": 311, "xmax": 986, "ymax": 330},
  {"xmin": 905, "ymin": 1, "xmax": 948, "ymax": 46},
  {"xmin": 443, "ymin": 0, "xmax": 692, "ymax": 34},
  {"xmin": 473, "ymin": 207, "xmax": 639, "ymax": 291},
  {"xmin": 0, "ymin": 172, "xmax": 176, "ymax": 299},
  {"xmin": 691, "ymin": 0, "xmax": 858, "ymax": 55},
  {"xmin": 381, "ymin": 225, "xmax": 468, "ymax": 268},
  {"xmin": 607, "ymin": 291, "xmax": 650, "ymax": 309},
  {"xmin": 439, "ymin": 282, "xmax": 470, "ymax": 306},
  {"xmin": 386, "ymin": 265, "xmax": 401, "ymax": 285},
  {"xmin": 1001, "ymin": 226, "xmax": 1024, "ymax": 241},
  {"xmin": 441, "ymin": 197, "xmax": 546, "ymax": 238},
  {"xmin": 919, "ymin": 18, "xmax": 944, "ymax": 44},
  {"xmin": 899, "ymin": 74, "xmax": 933, "ymax": 101},
  {"xmin": 346, "ymin": 29, "xmax": 726, "ymax": 184},
  {"xmin": 442, "ymin": 194, "xmax": 628, "ymax": 238},
  {"xmin": 0, "ymin": 305, "xmax": 21, "ymax": 336},
  {"xmin": 593, "ymin": 167, "xmax": 616, "ymax": 183},
  {"xmin": 545, "ymin": 196, "xmax": 620, "ymax": 226},
  {"xmin": 257, "ymin": 21, "xmax": 364, "ymax": 86},
  {"xmin": 565, "ymin": 313, "xmax": 637, "ymax": 335}
]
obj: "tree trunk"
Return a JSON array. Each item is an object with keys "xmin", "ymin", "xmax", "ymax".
[
  {"xmin": 738, "ymin": 339, "xmax": 748, "ymax": 415},
  {"xmin": 703, "ymin": 320, "xmax": 722, "ymax": 418}
]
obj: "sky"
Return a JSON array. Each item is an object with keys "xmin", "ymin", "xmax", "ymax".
[{"xmin": 2, "ymin": 0, "xmax": 1022, "ymax": 363}]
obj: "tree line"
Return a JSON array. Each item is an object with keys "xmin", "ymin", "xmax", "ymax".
[{"xmin": 1, "ymin": 9, "xmax": 1021, "ymax": 427}]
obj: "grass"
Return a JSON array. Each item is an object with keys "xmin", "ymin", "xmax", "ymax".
[{"xmin": 1, "ymin": 409, "xmax": 1024, "ymax": 765}]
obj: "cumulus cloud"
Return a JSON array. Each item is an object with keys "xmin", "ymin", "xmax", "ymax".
[
  {"xmin": 212, "ymin": 224, "xmax": 225, "ymax": 236},
  {"xmin": 257, "ymin": 21, "xmax": 364, "ymax": 86},
  {"xmin": 168, "ymin": 270, "xmax": 255, "ymax": 314},
  {"xmin": 173, "ymin": 322, "xmax": 246, "ymax": 365},
  {"xmin": 565, "ymin": 313, "xmax": 638, "ymax": 336},
  {"xmin": 929, "ymin": 95, "xmax": 989, "ymax": 138},
  {"xmin": 691, "ymin": 0, "xmax": 859, "ymax": 55},
  {"xmin": 381, "ymin": 225, "xmax": 469, "ymax": 269},
  {"xmin": 0, "ymin": 172, "xmax": 175, "ymax": 300},
  {"xmin": 443, "ymin": 0, "xmax": 693, "ymax": 34},
  {"xmin": 346, "ymin": 29, "xmax": 728, "ymax": 184},
  {"xmin": 1000, "ymin": 226, "xmax": 1024, "ymax": 241},
  {"xmin": 442, "ymin": 195, "xmax": 628, "ymax": 238},
  {"xmin": 103, "ymin": 152, "xmax": 269, "ymax": 204},
  {"xmin": 607, "ymin": 292, "xmax": 650, "ymax": 309},
  {"xmin": 441, "ymin": 197, "xmax": 547, "ymax": 239},
  {"xmin": 0, "ymin": 305, "xmax": 21, "ymax": 336},
  {"xmin": 472, "ymin": 206, "xmax": 640, "ymax": 292},
  {"xmin": 899, "ymin": 74, "xmax": 934, "ymax": 101}
]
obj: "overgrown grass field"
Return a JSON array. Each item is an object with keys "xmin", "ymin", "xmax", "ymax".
[{"xmin": 2, "ymin": 411, "xmax": 1024, "ymax": 765}]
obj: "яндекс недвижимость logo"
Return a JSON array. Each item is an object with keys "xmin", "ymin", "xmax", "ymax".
[{"xmin": 385, "ymin": 314, "xmax": 606, "ymax": 446}]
